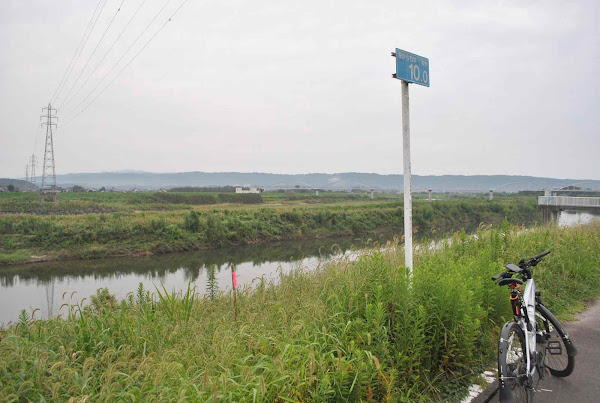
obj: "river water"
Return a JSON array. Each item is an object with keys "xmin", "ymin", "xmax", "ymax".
[
  {"xmin": 1, "ymin": 210, "xmax": 598, "ymax": 326},
  {"xmin": 0, "ymin": 237, "xmax": 380, "ymax": 326}
]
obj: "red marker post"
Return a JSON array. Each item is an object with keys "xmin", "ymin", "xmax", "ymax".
[{"xmin": 231, "ymin": 264, "xmax": 238, "ymax": 322}]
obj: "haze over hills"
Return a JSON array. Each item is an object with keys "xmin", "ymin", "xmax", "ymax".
[
  {"xmin": 0, "ymin": 178, "xmax": 37, "ymax": 191},
  {"xmin": 25, "ymin": 172, "xmax": 600, "ymax": 192}
]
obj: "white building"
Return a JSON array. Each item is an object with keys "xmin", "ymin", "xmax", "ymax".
[{"xmin": 235, "ymin": 187, "xmax": 262, "ymax": 194}]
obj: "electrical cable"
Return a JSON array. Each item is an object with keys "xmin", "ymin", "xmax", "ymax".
[
  {"xmin": 49, "ymin": 0, "xmax": 104, "ymax": 104},
  {"xmin": 59, "ymin": 0, "xmax": 149, "ymax": 114},
  {"xmin": 60, "ymin": 0, "xmax": 180, "ymax": 123},
  {"xmin": 60, "ymin": 0, "xmax": 175, "ymax": 120},
  {"xmin": 53, "ymin": 0, "xmax": 110, "ymax": 106},
  {"xmin": 57, "ymin": 0, "xmax": 127, "ymax": 111},
  {"xmin": 61, "ymin": 0, "xmax": 191, "ymax": 128}
]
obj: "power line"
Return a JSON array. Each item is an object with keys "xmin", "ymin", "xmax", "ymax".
[
  {"xmin": 58, "ymin": 0, "xmax": 150, "ymax": 114},
  {"xmin": 61, "ymin": 0, "xmax": 192, "ymax": 128},
  {"xmin": 53, "ymin": 0, "xmax": 109, "ymax": 105},
  {"xmin": 60, "ymin": 0, "xmax": 177, "ymax": 121},
  {"xmin": 57, "ymin": 0, "xmax": 127, "ymax": 111},
  {"xmin": 49, "ymin": 0, "xmax": 105, "ymax": 104},
  {"xmin": 61, "ymin": 0, "xmax": 175, "ymax": 120}
]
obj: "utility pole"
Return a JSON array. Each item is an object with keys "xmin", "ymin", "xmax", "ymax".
[
  {"xmin": 25, "ymin": 164, "xmax": 30, "ymax": 184},
  {"xmin": 40, "ymin": 104, "xmax": 58, "ymax": 204}
]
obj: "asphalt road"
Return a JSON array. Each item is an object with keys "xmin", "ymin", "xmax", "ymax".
[{"xmin": 488, "ymin": 299, "xmax": 600, "ymax": 402}]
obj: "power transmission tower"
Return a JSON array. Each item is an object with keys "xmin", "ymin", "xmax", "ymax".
[
  {"xmin": 40, "ymin": 104, "xmax": 59, "ymax": 204},
  {"xmin": 29, "ymin": 154, "xmax": 37, "ymax": 188}
]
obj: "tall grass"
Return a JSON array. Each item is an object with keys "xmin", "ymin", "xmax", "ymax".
[
  {"xmin": 0, "ymin": 198, "xmax": 541, "ymax": 265},
  {"xmin": 1, "ymin": 222, "xmax": 598, "ymax": 401}
]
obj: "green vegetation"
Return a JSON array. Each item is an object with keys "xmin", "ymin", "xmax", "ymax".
[
  {"xmin": 1, "ymin": 223, "xmax": 598, "ymax": 401},
  {"xmin": 170, "ymin": 186, "xmax": 237, "ymax": 192},
  {"xmin": 0, "ymin": 194, "xmax": 540, "ymax": 265},
  {"xmin": 0, "ymin": 191, "xmax": 264, "ymax": 213}
]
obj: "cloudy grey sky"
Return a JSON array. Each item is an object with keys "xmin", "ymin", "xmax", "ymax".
[{"xmin": 1, "ymin": 0, "xmax": 598, "ymax": 179}]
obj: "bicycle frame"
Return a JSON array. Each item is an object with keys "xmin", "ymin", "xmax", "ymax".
[{"xmin": 519, "ymin": 278, "xmax": 537, "ymax": 377}]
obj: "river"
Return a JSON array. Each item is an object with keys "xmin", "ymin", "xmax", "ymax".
[
  {"xmin": 1, "ymin": 210, "xmax": 598, "ymax": 326},
  {"xmin": 0, "ymin": 237, "xmax": 380, "ymax": 326}
]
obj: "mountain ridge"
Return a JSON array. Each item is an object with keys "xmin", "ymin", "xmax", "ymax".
[{"xmin": 30, "ymin": 171, "xmax": 600, "ymax": 192}]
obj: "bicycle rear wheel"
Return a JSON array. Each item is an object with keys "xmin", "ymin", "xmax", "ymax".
[
  {"xmin": 536, "ymin": 305, "xmax": 576, "ymax": 377},
  {"xmin": 498, "ymin": 322, "xmax": 532, "ymax": 403}
]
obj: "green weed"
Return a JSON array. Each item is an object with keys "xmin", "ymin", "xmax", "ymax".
[{"xmin": 0, "ymin": 223, "xmax": 598, "ymax": 401}]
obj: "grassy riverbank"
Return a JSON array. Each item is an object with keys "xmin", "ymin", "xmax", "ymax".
[
  {"xmin": 0, "ymin": 197, "xmax": 540, "ymax": 265},
  {"xmin": 1, "ymin": 223, "xmax": 598, "ymax": 401}
]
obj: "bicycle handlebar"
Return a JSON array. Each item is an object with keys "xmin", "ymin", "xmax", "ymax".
[
  {"xmin": 522, "ymin": 249, "xmax": 551, "ymax": 268},
  {"xmin": 532, "ymin": 249, "xmax": 551, "ymax": 261},
  {"xmin": 491, "ymin": 250, "xmax": 551, "ymax": 281}
]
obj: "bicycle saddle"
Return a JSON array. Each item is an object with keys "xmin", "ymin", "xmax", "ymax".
[{"xmin": 498, "ymin": 278, "xmax": 523, "ymax": 287}]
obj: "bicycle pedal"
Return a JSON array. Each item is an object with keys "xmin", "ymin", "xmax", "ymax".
[{"xmin": 547, "ymin": 341, "xmax": 563, "ymax": 355}]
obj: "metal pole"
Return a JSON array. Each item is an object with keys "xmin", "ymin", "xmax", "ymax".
[{"xmin": 401, "ymin": 80, "xmax": 413, "ymax": 277}]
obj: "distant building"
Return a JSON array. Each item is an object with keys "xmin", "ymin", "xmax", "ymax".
[{"xmin": 235, "ymin": 187, "xmax": 263, "ymax": 194}]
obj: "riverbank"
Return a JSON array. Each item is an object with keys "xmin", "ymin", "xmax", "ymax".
[
  {"xmin": 1, "ymin": 222, "xmax": 598, "ymax": 401},
  {"xmin": 0, "ymin": 197, "xmax": 540, "ymax": 265}
]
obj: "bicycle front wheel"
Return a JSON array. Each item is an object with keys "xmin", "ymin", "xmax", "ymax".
[
  {"xmin": 536, "ymin": 304, "xmax": 577, "ymax": 377},
  {"xmin": 498, "ymin": 321, "xmax": 532, "ymax": 403}
]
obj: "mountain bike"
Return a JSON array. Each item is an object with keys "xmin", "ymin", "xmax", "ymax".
[{"xmin": 491, "ymin": 250, "xmax": 577, "ymax": 402}]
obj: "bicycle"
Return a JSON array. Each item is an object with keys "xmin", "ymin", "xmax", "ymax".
[{"xmin": 491, "ymin": 250, "xmax": 578, "ymax": 402}]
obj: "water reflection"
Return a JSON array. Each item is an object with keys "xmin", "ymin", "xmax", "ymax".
[{"xmin": 0, "ymin": 237, "xmax": 380, "ymax": 326}]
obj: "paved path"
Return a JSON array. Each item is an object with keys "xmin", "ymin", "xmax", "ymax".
[{"xmin": 488, "ymin": 299, "xmax": 600, "ymax": 402}]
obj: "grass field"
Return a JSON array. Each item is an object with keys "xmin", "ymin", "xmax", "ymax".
[
  {"xmin": 0, "ymin": 192, "xmax": 541, "ymax": 265},
  {"xmin": 0, "ymin": 190, "xmax": 523, "ymax": 212},
  {"xmin": 1, "ymin": 222, "xmax": 598, "ymax": 401}
]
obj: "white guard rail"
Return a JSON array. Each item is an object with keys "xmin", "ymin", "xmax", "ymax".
[{"xmin": 538, "ymin": 196, "xmax": 600, "ymax": 208}]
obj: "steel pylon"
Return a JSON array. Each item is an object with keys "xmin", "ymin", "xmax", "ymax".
[{"xmin": 40, "ymin": 104, "xmax": 58, "ymax": 203}]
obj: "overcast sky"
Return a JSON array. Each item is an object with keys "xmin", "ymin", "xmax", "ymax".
[{"xmin": 1, "ymin": 0, "xmax": 598, "ymax": 180}]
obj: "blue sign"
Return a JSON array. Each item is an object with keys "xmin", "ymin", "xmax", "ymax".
[{"xmin": 394, "ymin": 48, "xmax": 430, "ymax": 87}]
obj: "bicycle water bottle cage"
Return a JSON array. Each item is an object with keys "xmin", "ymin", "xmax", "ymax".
[{"xmin": 498, "ymin": 278, "xmax": 523, "ymax": 287}]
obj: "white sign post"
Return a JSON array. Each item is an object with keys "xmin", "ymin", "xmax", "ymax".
[
  {"xmin": 401, "ymin": 80, "xmax": 413, "ymax": 276},
  {"xmin": 392, "ymin": 48, "xmax": 430, "ymax": 279}
]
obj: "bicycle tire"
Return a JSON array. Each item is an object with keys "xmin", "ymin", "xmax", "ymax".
[
  {"xmin": 536, "ymin": 304, "xmax": 577, "ymax": 377},
  {"xmin": 498, "ymin": 321, "xmax": 533, "ymax": 403}
]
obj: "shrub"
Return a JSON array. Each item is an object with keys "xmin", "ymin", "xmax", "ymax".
[
  {"xmin": 183, "ymin": 210, "xmax": 200, "ymax": 232},
  {"xmin": 217, "ymin": 193, "xmax": 263, "ymax": 204}
]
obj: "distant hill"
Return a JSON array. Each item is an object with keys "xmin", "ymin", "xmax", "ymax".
[
  {"xmin": 46, "ymin": 172, "xmax": 600, "ymax": 192},
  {"xmin": 0, "ymin": 178, "xmax": 38, "ymax": 191}
]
